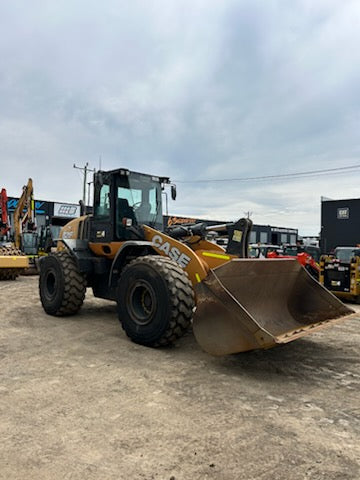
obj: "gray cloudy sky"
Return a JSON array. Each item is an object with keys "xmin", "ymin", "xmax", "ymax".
[{"xmin": 1, "ymin": 0, "xmax": 360, "ymax": 235}]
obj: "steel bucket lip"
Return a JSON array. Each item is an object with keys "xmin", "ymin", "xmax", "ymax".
[{"xmin": 273, "ymin": 312, "xmax": 359, "ymax": 344}]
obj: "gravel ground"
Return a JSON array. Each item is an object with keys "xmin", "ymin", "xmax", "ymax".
[{"xmin": 0, "ymin": 276, "xmax": 359, "ymax": 480}]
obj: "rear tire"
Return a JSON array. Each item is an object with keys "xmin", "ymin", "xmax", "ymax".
[
  {"xmin": 39, "ymin": 250, "xmax": 86, "ymax": 316},
  {"xmin": 117, "ymin": 255, "xmax": 195, "ymax": 347}
]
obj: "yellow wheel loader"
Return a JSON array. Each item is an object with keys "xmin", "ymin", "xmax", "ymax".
[{"xmin": 38, "ymin": 168, "xmax": 355, "ymax": 355}]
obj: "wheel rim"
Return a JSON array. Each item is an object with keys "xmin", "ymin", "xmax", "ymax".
[
  {"xmin": 128, "ymin": 279, "xmax": 157, "ymax": 325},
  {"xmin": 45, "ymin": 269, "xmax": 57, "ymax": 298}
]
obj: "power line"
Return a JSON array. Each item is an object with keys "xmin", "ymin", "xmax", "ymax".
[
  {"xmin": 73, "ymin": 162, "xmax": 95, "ymax": 205},
  {"xmin": 175, "ymin": 164, "xmax": 360, "ymax": 183}
]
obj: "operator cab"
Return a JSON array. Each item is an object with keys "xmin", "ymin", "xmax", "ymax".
[
  {"xmin": 91, "ymin": 168, "xmax": 170, "ymax": 243},
  {"xmin": 334, "ymin": 247, "xmax": 360, "ymax": 264}
]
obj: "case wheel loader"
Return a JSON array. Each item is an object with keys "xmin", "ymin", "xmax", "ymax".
[{"xmin": 38, "ymin": 168, "xmax": 355, "ymax": 355}]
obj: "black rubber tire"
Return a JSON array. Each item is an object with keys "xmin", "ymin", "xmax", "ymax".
[
  {"xmin": 117, "ymin": 255, "xmax": 195, "ymax": 347},
  {"xmin": 39, "ymin": 250, "xmax": 86, "ymax": 316},
  {"xmin": 0, "ymin": 269, "xmax": 18, "ymax": 281}
]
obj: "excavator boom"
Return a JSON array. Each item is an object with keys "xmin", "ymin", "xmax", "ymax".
[{"xmin": 14, "ymin": 178, "xmax": 36, "ymax": 250}]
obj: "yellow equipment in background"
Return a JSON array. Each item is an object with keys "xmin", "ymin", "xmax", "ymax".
[
  {"xmin": 320, "ymin": 247, "xmax": 360, "ymax": 303},
  {"xmin": 0, "ymin": 186, "xmax": 29, "ymax": 280}
]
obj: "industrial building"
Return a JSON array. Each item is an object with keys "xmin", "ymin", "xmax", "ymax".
[
  {"xmin": 320, "ymin": 197, "xmax": 360, "ymax": 253},
  {"xmin": 7, "ymin": 196, "xmax": 81, "ymax": 238}
]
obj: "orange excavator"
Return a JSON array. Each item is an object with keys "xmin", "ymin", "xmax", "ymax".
[
  {"xmin": 267, "ymin": 248, "xmax": 320, "ymax": 280},
  {"xmin": 0, "ymin": 188, "xmax": 10, "ymax": 239},
  {"xmin": 0, "ymin": 186, "xmax": 29, "ymax": 280}
]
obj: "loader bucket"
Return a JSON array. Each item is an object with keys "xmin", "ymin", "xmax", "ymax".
[{"xmin": 193, "ymin": 259, "xmax": 356, "ymax": 356}]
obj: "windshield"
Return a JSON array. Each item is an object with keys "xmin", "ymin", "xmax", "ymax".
[
  {"xmin": 249, "ymin": 245, "xmax": 279, "ymax": 258},
  {"xmin": 116, "ymin": 172, "xmax": 163, "ymax": 231},
  {"xmin": 305, "ymin": 247, "xmax": 320, "ymax": 262},
  {"xmin": 283, "ymin": 246, "xmax": 298, "ymax": 257},
  {"xmin": 249, "ymin": 247, "xmax": 260, "ymax": 258},
  {"xmin": 335, "ymin": 248, "xmax": 360, "ymax": 263}
]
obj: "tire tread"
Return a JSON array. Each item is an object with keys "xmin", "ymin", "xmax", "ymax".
[
  {"xmin": 39, "ymin": 250, "xmax": 86, "ymax": 316},
  {"xmin": 119, "ymin": 255, "xmax": 195, "ymax": 347}
]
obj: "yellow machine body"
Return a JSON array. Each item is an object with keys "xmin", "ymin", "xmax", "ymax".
[
  {"xmin": 0, "ymin": 246, "xmax": 29, "ymax": 280},
  {"xmin": 320, "ymin": 254, "xmax": 360, "ymax": 302},
  {"xmin": 0, "ymin": 255, "xmax": 29, "ymax": 268}
]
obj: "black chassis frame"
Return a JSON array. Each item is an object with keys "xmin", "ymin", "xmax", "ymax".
[{"xmin": 55, "ymin": 238, "xmax": 157, "ymax": 301}]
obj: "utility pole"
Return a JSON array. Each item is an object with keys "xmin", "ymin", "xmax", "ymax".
[{"xmin": 73, "ymin": 162, "xmax": 95, "ymax": 205}]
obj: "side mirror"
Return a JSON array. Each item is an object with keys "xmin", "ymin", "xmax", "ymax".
[
  {"xmin": 79, "ymin": 199, "xmax": 86, "ymax": 216},
  {"xmin": 171, "ymin": 185, "xmax": 177, "ymax": 200}
]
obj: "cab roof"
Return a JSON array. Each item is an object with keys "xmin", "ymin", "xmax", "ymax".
[{"xmin": 97, "ymin": 168, "xmax": 170, "ymax": 184}]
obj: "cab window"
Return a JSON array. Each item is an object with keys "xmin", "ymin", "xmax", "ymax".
[{"xmin": 95, "ymin": 184, "xmax": 110, "ymax": 219}]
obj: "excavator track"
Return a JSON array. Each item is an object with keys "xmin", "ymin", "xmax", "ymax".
[{"xmin": 0, "ymin": 246, "xmax": 28, "ymax": 280}]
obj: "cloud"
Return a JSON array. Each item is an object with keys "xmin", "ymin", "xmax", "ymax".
[{"xmin": 0, "ymin": 0, "xmax": 360, "ymax": 234}]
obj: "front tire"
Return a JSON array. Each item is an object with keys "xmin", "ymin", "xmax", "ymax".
[
  {"xmin": 39, "ymin": 251, "xmax": 86, "ymax": 316},
  {"xmin": 117, "ymin": 255, "xmax": 195, "ymax": 347}
]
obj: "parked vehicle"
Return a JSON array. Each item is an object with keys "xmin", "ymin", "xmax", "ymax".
[
  {"xmin": 320, "ymin": 246, "xmax": 360, "ymax": 302},
  {"xmin": 249, "ymin": 243, "xmax": 320, "ymax": 280},
  {"xmin": 249, "ymin": 244, "xmax": 282, "ymax": 259}
]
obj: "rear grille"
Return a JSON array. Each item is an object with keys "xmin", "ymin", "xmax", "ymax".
[{"xmin": 323, "ymin": 263, "xmax": 351, "ymax": 292}]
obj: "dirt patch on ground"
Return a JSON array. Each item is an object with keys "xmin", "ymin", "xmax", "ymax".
[{"xmin": 0, "ymin": 276, "xmax": 359, "ymax": 479}]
